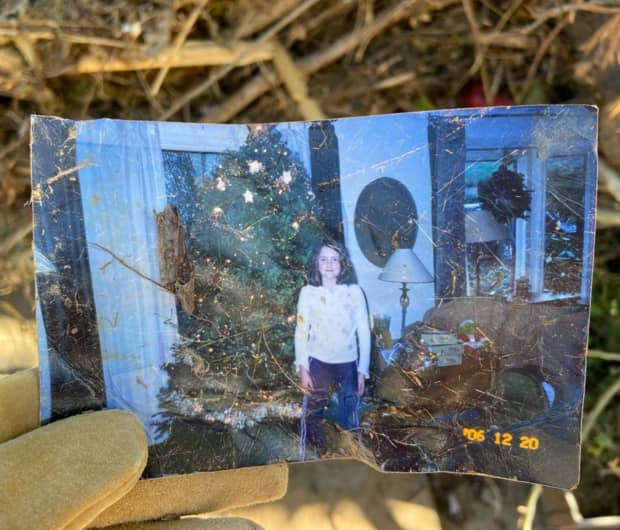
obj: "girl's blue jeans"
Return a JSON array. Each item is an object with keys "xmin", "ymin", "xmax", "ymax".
[{"xmin": 307, "ymin": 356, "xmax": 359, "ymax": 429}]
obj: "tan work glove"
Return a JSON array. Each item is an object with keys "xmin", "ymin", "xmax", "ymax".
[{"xmin": 0, "ymin": 368, "xmax": 288, "ymax": 530}]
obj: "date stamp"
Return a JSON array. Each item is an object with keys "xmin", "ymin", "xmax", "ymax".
[{"xmin": 462, "ymin": 428, "xmax": 540, "ymax": 451}]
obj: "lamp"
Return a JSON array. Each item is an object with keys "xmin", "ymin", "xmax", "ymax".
[
  {"xmin": 465, "ymin": 210, "xmax": 511, "ymax": 296},
  {"xmin": 379, "ymin": 248, "xmax": 433, "ymax": 336}
]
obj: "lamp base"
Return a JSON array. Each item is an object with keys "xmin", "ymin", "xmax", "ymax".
[{"xmin": 399, "ymin": 282, "xmax": 410, "ymax": 336}]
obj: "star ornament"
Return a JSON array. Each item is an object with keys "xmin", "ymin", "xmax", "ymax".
[
  {"xmin": 248, "ymin": 160, "xmax": 264, "ymax": 174},
  {"xmin": 243, "ymin": 189, "xmax": 254, "ymax": 203},
  {"xmin": 280, "ymin": 170, "xmax": 293, "ymax": 185}
]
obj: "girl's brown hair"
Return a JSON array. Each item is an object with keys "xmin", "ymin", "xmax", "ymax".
[{"xmin": 306, "ymin": 238, "xmax": 357, "ymax": 286}]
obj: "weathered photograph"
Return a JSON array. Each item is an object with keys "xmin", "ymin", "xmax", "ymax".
[{"xmin": 32, "ymin": 105, "xmax": 597, "ymax": 487}]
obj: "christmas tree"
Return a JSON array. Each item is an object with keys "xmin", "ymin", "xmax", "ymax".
[{"xmin": 153, "ymin": 124, "xmax": 327, "ymax": 472}]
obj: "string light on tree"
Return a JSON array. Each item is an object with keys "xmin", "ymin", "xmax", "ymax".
[
  {"xmin": 216, "ymin": 178, "xmax": 227, "ymax": 191},
  {"xmin": 280, "ymin": 170, "xmax": 293, "ymax": 185},
  {"xmin": 248, "ymin": 160, "xmax": 263, "ymax": 174}
]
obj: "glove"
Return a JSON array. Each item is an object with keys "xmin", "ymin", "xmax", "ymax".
[{"xmin": 0, "ymin": 368, "xmax": 288, "ymax": 530}]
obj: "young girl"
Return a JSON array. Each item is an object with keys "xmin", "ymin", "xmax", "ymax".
[{"xmin": 295, "ymin": 238, "xmax": 370, "ymax": 455}]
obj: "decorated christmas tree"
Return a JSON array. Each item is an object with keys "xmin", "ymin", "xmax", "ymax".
[{"xmin": 153, "ymin": 125, "xmax": 328, "ymax": 471}]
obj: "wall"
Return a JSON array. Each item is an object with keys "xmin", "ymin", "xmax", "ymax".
[{"xmin": 334, "ymin": 113, "xmax": 435, "ymax": 339}]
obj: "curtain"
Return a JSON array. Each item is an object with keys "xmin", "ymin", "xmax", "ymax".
[{"xmin": 76, "ymin": 119, "xmax": 179, "ymax": 442}]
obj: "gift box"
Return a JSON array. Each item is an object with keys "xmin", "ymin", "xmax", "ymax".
[
  {"xmin": 420, "ymin": 331, "xmax": 463, "ymax": 367},
  {"xmin": 429, "ymin": 343, "xmax": 464, "ymax": 367}
]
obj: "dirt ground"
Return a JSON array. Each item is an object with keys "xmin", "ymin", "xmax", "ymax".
[
  {"xmin": 196, "ymin": 458, "xmax": 583, "ymax": 530},
  {"xmin": 2, "ymin": 1, "xmax": 620, "ymax": 528},
  {"xmin": 211, "ymin": 460, "xmax": 538, "ymax": 530},
  {"xmin": 221, "ymin": 460, "xmax": 443, "ymax": 530}
]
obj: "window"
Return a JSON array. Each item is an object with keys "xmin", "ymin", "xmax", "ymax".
[
  {"xmin": 464, "ymin": 150, "xmax": 525, "ymax": 297},
  {"xmin": 543, "ymin": 156, "xmax": 586, "ymax": 296},
  {"xmin": 162, "ymin": 150, "xmax": 228, "ymax": 235}
]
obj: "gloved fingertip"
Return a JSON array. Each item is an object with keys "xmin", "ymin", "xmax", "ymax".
[
  {"xmin": 0, "ymin": 367, "xmax": 39, "ymax": 443},
  {"xmin": 98, "ymin": 516, "xmax": 264, "ymax": 530}
]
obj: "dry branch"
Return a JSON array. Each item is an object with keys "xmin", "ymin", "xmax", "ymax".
[
  {"xmin": 372, "ymin": 72, "xmax": 416, "ymax": 91},
  {"xmin": 523, "ymin": 3, "xmax": 620, "ymax": 34},
  {"xmin": 516, "ymin": 14, "xmax": 571, "ymax": 103},
  {"xmin": 0, "ymin": 27, "xmax": 128, "ymax": 48},
  {"xmin": 477, "ymin": 31, "xmax": 535, "ymax": 50},
  {"xmin": 596, "ymin": 208, "xmax": 620, "ymax": 229},
  {"xmin": 582, "ymin": 373, "xmax": 620, "ymax": 441},
  {"xmin": 150, "ymin": 0, "xmax": 209, "ymax": 96},
  {"xmin": 563, "ymin": 491, "xmax": 620, "ymax": 530},
  {"xmin": 0, "ymin": 220, "xmax": 30, "ymax": 256},
  {"xmin": 588, "ymin": 349, "xmax": 620, "ymax": 362},
  {"xmin": 203, "ymin": 0, "xmax": 458, "ymax": 122},
  {"xmin": 461, "ymin": 0, "xmax": 489, "ymax": 98},
  {"xmin": 158, "ymin": 0, "xmax": 321, "ymax": 120},
  {"xmin": 234, "ymin": 0, "xmax": 304, "ymax": 39},
  {"xmin": 598, "ymin": 157, "xmax": 620, "ymax": 204},
  {"xmin": 300, "ymin": 0, "xmax": 457, "ymax": 74},
  {"xmin": 48, "ymin": 40, "xmax": 275, "ymax": 76},
  {"xmin": 271, "ymin": 38, "xmax": 325, "ymax": 121},
  {"xmin": 520, "ymin": 484, "xmax": 543, "ymax": 530},
  {"xmin": 579, "ymin": 13, "xmax": 620, "ymax": 72}
]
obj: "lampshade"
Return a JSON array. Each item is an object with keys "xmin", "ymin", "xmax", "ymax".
[
  {"xmin": 465, "ymin": 209, "xmax": 511, "ymax": 243},
  {"xmin": 378, "ymin": 248, "xmax": 433, "ymax": 284}
]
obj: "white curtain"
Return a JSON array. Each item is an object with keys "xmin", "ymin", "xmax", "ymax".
[
  {"xmin": 76, "ymin": 119, "xmax": 179, "ymax": 442},
  {"xmin": 36, "ymin": 296, "xmax": 52, "ymax": 422}
]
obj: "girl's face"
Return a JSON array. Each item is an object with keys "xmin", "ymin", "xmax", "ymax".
[{"xmin": 318, "ymin": 245, "xmax": 341, "ymax": 285}]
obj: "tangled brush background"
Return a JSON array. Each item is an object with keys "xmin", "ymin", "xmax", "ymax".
[{"xmin": 1, "ymin": 1, "xmax": 620, "ymax": 528}]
